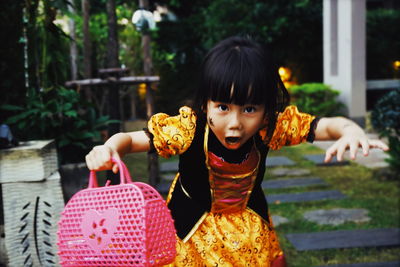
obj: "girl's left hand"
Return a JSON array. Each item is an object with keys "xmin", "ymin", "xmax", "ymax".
[{"xmin": 324, "ymin": 134, "xmax": 389, "ymax": 162}]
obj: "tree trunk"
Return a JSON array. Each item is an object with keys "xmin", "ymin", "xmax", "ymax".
[
  {"xmin": 68, "ymin": 0, "xmax": 78, "ymax": 80},
  {"xmin": 139, "ymin": 0, "xmax": 159, "ymax": 187},
  {"xmin": 26, "ymin": 0, "xmax": 40, "ymax": 91},
  {"xmin": 106, "ymin": 0, "xmax": 121, "ymax": 137},
  {"xmin": 106, "ymin": 0, "xmax": 119, "ymax": 69},
  {"xmin": 105, "ymin": 0, "xmax": 121, "ymax": 185},
  {"xmin": 81, "ymin": 0, "xmax": 92, "ymax": 100},
  {"xmin": 143, "ymin": 36, "xmax": 155, "ymax": 118}
]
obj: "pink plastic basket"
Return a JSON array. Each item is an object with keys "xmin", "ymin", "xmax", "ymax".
[{"xmin": 57, "ymin": 158, "xmax": 176, "ymax": 266}]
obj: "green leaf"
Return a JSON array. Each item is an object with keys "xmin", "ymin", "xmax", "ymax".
[
  {"xmin": 4, "ymin": 110, "xmax": 36, "ymax": 124},
  {"xmin": 58, "ymin": 138, "xmax": 71, "ymax": 147},
  {"xmin": 0, "ymin": 104, "xmax": 25, "ymax": 111},
  {"xmin": 65, "ymin": 110, "xmax": 78, "ymax": 117},
  {"xmin": 74, "ymin": 119, "xmax": 87, "ymax": 128},
  {"xmin": 80, "ymin": 132, "xmax": 96, "ymax": 139}
]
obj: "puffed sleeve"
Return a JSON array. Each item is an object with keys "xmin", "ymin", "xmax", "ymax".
[
  {"xmin": 260, "ymin": 105, "xmax": 317, "ymax": 150},
  {"xmin": 147, "ymin": 106, "xmax": 197, "ymax": 158}
]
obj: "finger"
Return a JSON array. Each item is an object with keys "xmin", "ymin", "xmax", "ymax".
[
  {"xmin": 87, "ymin": 150, "xmax": 99, "ymax": 170},
  {"xmin": 113, "ymin": 153, "xmax": 121, "ymax": 160},
  {"xmin": 92, "ymin": 149, "xmax": 105, "ymax": 170},
  {"xmin": 336, "ymin": 143, "xmax": 347, "ymax": 161},
  {"xmin": 85, "ymin": 153, "xmax": 94, "ymax": 170},
  {"xmin": 100, "ymin": 147, "xmax": 113, "ymax": 167},
  {"xmin": 359, "ymin": 139, "xmax": 369, "ymax": 156},
  {"xmin": 370, "ymin": 139, "xmax": 389, "ymax": 151},
  {"xmin": 349, "ymin": 141, "xmax": 358, "ymax": 160},
  {"xmin": 110, "ymin": 149, "xmax": 121, "ymax": 161},
  {"xmin": 325, "ymin": 144, "xmax": 338, "ymax": 162},
  {"xmin": 112, "ymin": 163, "xmax": 119, "ymax": 174},
  {"xmin": 324, "ymin": 150, "xmax": 334, "ymax": 163}
]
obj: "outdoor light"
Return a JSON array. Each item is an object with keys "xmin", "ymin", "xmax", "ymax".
[
  {"xmin": 278, "ymin": 67, "xmax": 291, "ymax": 82},
  {"xmin": 278, "ymin": 66, "xmax": 296, "ymax": 88},
  {"xmin": 393, "ymin": 60, "xmax": 400, "ymax": 70},
  {"xmin": 132, "ymin": 9, "xmax": 156, "ymax": 32}
]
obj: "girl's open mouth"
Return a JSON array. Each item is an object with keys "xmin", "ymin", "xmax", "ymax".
[{"xmin": 225, "ymin": 137, "xmax": 240, "ymax": 144}]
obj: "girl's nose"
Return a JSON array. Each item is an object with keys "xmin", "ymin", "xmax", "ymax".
[{"xmin": 227, "ymin": 112, "xmax": 242, "ymax": 130}]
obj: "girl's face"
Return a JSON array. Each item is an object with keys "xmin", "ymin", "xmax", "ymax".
[{"xmin": 206, "ymin": 100, "xmax": 266, "ymax": 150}]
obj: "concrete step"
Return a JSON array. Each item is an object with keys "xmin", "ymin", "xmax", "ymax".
[
  {"xmin": 262, "ymin": 177, "xmax": 328, "ymax": 189},
  {"xmin": 315, "ymin": 261, "xmax": 400, "ymax": 267},
  {"xmin": 304, "ymin": 154, "xmax": 349, "ymax": 166},
  {"xmin": 160, "ymin": 161, "xmax": 179, "ymax": 173},
  {"xmin": 286, "ymin": 228, "xmax": 400, "ymax": 251},
  {"xmin": 267, "ymin": 190, "xmax": 346, "ymax": 204},
  {"xmin": 266, "ymin": 156, "xmax": 296, "ymax": 167}
]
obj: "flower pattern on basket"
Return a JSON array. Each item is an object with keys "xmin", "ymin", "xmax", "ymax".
[{"xmin": 81, "ymin": 208, "xmax": 119, "ymax": 252}]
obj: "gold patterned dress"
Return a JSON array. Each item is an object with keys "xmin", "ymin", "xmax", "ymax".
[{"xmin": 147, "ymin": 105, "xmax": 316, "ymax": 267}]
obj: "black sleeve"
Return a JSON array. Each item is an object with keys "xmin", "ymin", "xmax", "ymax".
[
  {"xmin": 306, "ymin": 117, "xmax": 321, "ymax": 143},
  {"xmin": 143, "ymin": 128, "xmax": 157, "ymax": 153}
]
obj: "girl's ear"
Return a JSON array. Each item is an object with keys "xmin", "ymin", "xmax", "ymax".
[
  {"xmin": 201, "ymin": 104, "xmax": 207, "ymax": 113},
  {"xmin": 261, "ymin": 116, "xmax": 269, "ymax": 128}
]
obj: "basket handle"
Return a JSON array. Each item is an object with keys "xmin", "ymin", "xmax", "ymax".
[{"xmin": 88, "ymin": 157, "xmax": 133, "ymax": 188}]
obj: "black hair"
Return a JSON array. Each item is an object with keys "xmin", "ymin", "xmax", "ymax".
[{"xmin": 193, "ymin": 35, "xmax": 290, "ymax": 142}]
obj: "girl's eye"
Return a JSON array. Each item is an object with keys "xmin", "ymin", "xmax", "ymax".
[
  {"xmin": 218, "ymin": 104, "xmax": 229, "ymax": 111},
  {"xmin": 244, "ymin": 106, "xmax": 256, "ymax": 113}
]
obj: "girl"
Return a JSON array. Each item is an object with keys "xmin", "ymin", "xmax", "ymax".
[{"xmin": 86, "ymin": 36, "xmax": 388, "ymax": 266}]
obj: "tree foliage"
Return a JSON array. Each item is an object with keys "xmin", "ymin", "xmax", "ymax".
[
  {"xmin": 367, "ymin": 8, "xmax": 400, "ymax": 79},
  {"xmin": 152, "ymin": 0, "xmax": 323, "ymax": 114},
  {"xmin": 289, "ymin": 83, "xmax": 345, "ymax": 117},
  {"xmin": 371, "ymin": 89, "xmax": 400, "ymax": 174},
  {"xmin": 1, "ymin": 87, "xmax": 116, "ymax": 163},
  {"xmin": 1, "ymin": 0, "xmax": 399, "ymax": 129}
]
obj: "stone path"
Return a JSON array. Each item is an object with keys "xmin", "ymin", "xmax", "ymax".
[
  {"xmin": 271, "ymin": 215, "xmax": 289, "ymax": 227},
  {"xmin": 266, "ymin": 156, "xmax": 296, "ymax": 167},
  {"xmin": 159, "ymin": 161, "xmax": 179, "ymax": 172},
  {"xmin": 303, "ymin": 208, "xmax": 370, "ymax": 226},
  {"xmin": 157, "ymin": 162, "xmax": 177, "ymax": 195},
  {"xmin": 155, "ymin": 181, "xmax": 172, "ymax": 195},
  {"xmin": 270, "ymin": 168, "xmax": 311, "ymax": 177},
  {"xmin": 161, "ymin": 173, "xmax": 176, "ymax": 181},
  {"xmin": 316, "ymin": 262, "xmax": 400, "ymax": 267},
  {"xmin": 262, "ymin": 177, "xmax": 328, "ymax": 189},
  {"xmin": 267, "ymin": 190, "xmax": 346, "ymax": 204},
  {"xmin": 304, "ymin": 154, "xmax": 349, "ymax": 166},
  {"xmin": 285, "ymin": 228, "xmax": 400, "ymax": 251}
]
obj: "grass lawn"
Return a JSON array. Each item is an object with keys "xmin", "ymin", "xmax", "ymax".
[{"xmin": 123, "ymin": 120, "xmax": 400, "ymax": 266}]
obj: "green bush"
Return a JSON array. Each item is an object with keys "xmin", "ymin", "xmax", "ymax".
[
  {"xmin": 289, "ymin": 83, "xmax": 345, "ymax": 117},
  {"xmin": 1, "ymin": 87, "xmax": 116, "ymax": 164},
  {"xmin": 371, "ymin": 89, "xmax": 400, "ymax": 174}
]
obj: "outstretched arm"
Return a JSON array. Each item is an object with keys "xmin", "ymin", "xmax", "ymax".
[
  {"xmin": 85, "ymin": 131, "xmax": 150, "ymax": 173},
  {"xmin": 314, "ymin": 117, "xmax": 389, "ymax": 162}
]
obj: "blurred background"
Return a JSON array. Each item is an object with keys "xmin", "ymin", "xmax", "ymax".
[{"xmin": 0, "ymin": 0, "xmax": 399, "ymax": 164}]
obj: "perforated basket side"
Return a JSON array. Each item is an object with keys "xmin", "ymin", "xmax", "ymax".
[
  {"xmin": 57, "ymin": 184, "xmax": 148, "ymax": 266},
  {"xmin": 134, "ymin": 183, "xmax": 176, "ymax": 266}
]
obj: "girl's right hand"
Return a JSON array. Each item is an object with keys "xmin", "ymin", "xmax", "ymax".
[{"xmin": 85, "ymin": 145, "xmax": 121, "ymax": 173}]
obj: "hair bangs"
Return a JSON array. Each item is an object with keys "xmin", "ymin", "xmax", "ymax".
[{"xmin": 205, "ymin": 45, "xmax": 269, "ymax": 106}]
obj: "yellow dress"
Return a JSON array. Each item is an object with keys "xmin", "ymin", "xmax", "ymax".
[{"xmin": 147, "ymin": 105, "xmax": 315, "ymax": 267}]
